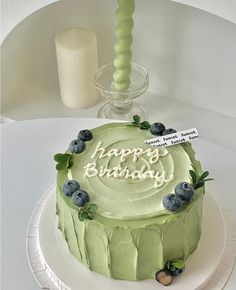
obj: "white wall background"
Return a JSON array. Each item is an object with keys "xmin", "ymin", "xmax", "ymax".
[
  {"xmin": 172, "ymin": 0, "xmax": 236, "ymax": 24},
  {"xmin": 1, "ymin": 0, "xmax": 59, "ymax": 42},
  {"xmin": 1, "ymin": 0, "xmax": 236, "ymax": 118},
  {"xmin": 133, "ymin": 0, "xmax": 236, "ymax": 117},
  {"xmin": 2, "ymin": 0, "xmax": 236, "ymax": 43}
]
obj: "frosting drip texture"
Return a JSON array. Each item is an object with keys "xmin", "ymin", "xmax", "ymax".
[{"xmin": 57, "ymin": 189, "xmax": 203, "ymax": 280}]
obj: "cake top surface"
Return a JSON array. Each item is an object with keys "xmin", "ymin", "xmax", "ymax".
[{"xmin": 60, "ymin": 122, "xmax": 201, "ymax": 220}]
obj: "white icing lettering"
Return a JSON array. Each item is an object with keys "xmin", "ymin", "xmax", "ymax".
[
  {"xmin": 120, "ymin": 148, "xmax": 133, "ymax": 162},
  {"xmin": 91, "ymin": 141, "xmax": 106, "ymax": 159},
  {"xmin": 84, "ymin": 162, "xmax": 173, "ymax": 189},
  {"xmin": 91, "ymin": 142, "xmax": 169, "ymax": 164},
  {"xmin": 84, "ymin": 163, "xmax": 98, "ymax": 177},
  {"xmin": 85, "ymin": 142, "xmax": 173, "ymax": 189}
]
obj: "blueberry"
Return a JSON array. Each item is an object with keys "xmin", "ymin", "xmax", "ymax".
[
  {"xmin": 175, "ymin": 182, "xmax": 194, "ymax": 201},
  {"xmin": 162, "ymin": 128, "xmax": 177, "ymax": 135},
  {"xmin": 78, "ymin": 129, "xmax": 93, "ymax": 142},
  {"xmin": 72, "ymin": 190, "xmax": 90, "ymax": 207},
  {"xmin": 155, "ymin": 270, "xmax": 173, "ymax": 286},
  {"xmin": 62, "ymin": 180, "xmax": 80, "ymax": 196},
  {"xmin": 170, "ymin": 268, "xmax": 184, "ymax": 277},
  {"xmin": 150, "ymin": 122, "xmax": 166, "ymax": 136},
  {"xmin": 69, "ymin": 139, "xmax": 86, "ymax": 154},
  {"xmin": 163, "ymin": 194, "xmax": 182, "ymax": 212}
]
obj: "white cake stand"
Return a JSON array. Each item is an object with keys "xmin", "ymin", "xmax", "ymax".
[{"xmin": 26, "ymin": 185, "xmax": 235, "ymax": 290}]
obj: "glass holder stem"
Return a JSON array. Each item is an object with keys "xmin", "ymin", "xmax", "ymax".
[{"xmin": 95, "ymin": 63, "xmax": 149, "ymax": 120}]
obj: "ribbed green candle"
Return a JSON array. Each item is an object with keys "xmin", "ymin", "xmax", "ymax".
[{"xmin": 113, "ymin": 0, "xmax": 135, "ymax": 91}]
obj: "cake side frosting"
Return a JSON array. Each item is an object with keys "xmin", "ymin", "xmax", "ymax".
[
  {"xmin": 57, "ymin": 187, "xmax": 203, "ymax": 280},
  {"xmin": 56, "ymin": 122, "xmax": 204, "ymax": 280}
]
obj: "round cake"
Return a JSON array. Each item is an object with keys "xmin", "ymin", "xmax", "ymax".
[{"xmin": 55, "ymin": 120, "xmax": 205, "ymax": 281}]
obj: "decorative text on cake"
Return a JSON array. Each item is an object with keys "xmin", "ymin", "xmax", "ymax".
[{"xmin": 83, "ymin": 141, "xmax": 174, "ymax": 189}]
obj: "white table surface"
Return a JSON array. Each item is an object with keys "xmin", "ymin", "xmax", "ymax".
[{"xmin": 1, "ymin": 117, "xmax": 236, "ymax": 290}]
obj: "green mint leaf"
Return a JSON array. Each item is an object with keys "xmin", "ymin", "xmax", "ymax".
[
  {"xmin": 83, "ymin": 203, "xmax": 97, "ymax": 213},
  {"xmin": 140, "ymin": 121, "xmax": 151, "ymax": 129},
  {"xmin": 87, "ymin": 212, "xmax": 96, "ymax": 220},
  {"xmin": 89, "ymin": 203, "xmax": 97, "ymax": 213},
  {"xmin": 78, "ymin": 203, "xmax": 97, "ymax": 221},
  {"xmin": 198, "ymin": 171, "xmax": 209, "ymax": 182},
  {"xmin": 78, "ymin": 210, "xmax": 88, "ymax": 221},
  {"xmin": 81, "ymin": 211, "xmax": 89, "ymax": 219},
  {"xmin": 54, "ymin": 153, "xmax": 68, "ymax": 162},
  {"xmin": 55, "ymin": 156, "xmax": 73, "ymax": 171},
  {"xmin": 66, "ymin": 157, "xmax": 73, "ymax": 169},
  {"xmin": 194, "ymin": 181, "xmax": 205, "ymax": 190},
  {"xmin": 189, "ymin": 170, "xmax": 197, "ymax": 185},
  {"xmin": 66, "ymin": 159, "xmax": 71, "ymax": 168},
  {"xmin": 172, "ymin": 260, "xmax": 185, "ymax": 269},
  {"xmin": 166, "ymin": 261, "xmax": 175, "ymax": 271},
  {"xmin": 78, "ymin": 212, "xmax": 84, "ymax": 221},
  {"xmin": 56, "ymin": 162, "xmax": 67, "ymax": 171},
  {"xmin": 203, "ymin": 178, "xmax": 214, "ymax": 182},
  {"xmin": 64, "ymin": 153, "xmax": 72, "ymax": 158},
  {"xmin": 54, "ymin": 153, "xmax": 73, "ymax": 170},
  {"xmin": 84, "ymin": 202, "xmax": 92, "ymax": 211},
  {"xmin": 78, "ymin": 215, "xmax": 85, "ymax": 222},
  {"xmin": 133, "ymin": 115, "xmax": 140, "ymax": 125},
  {"xmin": 191, "ymin": 164, "xmax": 198, "ymax": 173}
]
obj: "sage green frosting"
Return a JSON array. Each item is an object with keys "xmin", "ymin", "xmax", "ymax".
[{"xmin": 56, "ymin": 123, "xmax": 204, "ymax": 280}]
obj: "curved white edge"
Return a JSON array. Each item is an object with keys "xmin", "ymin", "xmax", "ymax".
[
  {"xmin": 170, "ymin": 0, "xmax": 236, "ymax": 24},
  {"xmin": 26, "ymin": 185, "xmax": 236, "ymax": 290},
  {"xmin": 1, "ymin": 0, "xmax": 59, "ymax": 43},
  {"xmin": 205, "ymin": 194, "xmax": 236, "ymax": 289},
  {"xmin": 26, "ymin": 184, "xmax": 71, "ymax": 290},
  {"xmin": 2, "ymin": 0, "xmax": 236, "ymax": 44}
]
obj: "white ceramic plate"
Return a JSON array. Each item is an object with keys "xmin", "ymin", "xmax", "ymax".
[{"xmin": 27, "ymin": 185, "xmax": 229, "ymax": 290}]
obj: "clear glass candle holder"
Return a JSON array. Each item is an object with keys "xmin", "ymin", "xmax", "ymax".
[{"xmin": 95, "ymin": 63, "xmax": 149, "ymax": 120}]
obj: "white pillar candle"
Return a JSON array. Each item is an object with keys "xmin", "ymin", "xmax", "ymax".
[{"xmin": 55, "ymin": 27, "xmax": 99, "ymax": 109}]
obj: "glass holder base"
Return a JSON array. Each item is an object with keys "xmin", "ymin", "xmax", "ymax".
[
  {"xmin": 95, "ymin": 63, "xmax": 149, "ymax": 121},
  {"xmin": 97, "ymin": 101, "xmax": 146, "ymax": 120}
]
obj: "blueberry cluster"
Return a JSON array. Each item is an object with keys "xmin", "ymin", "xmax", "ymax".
[
  {"xmin": 69, "ymin": 129, "xmax": 93, "ymax": 154},
  {"xmin": 163, "ymin": 182, "xmax": 194, "ymax": 212},
  {"xmin": 150, "ymin": 122, "xmax": 176, "ymax": 136},
  {"xmin": 62, "ymin": 180, "xmax": 90, "ymax": 207}
]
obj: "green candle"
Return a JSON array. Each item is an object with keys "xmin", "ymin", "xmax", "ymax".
[{"xmin": 113, "ymin": 0, "xmax": 135, "ymax": 91}]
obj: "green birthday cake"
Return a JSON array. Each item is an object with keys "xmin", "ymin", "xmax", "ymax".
[{"xmin": 55, "ymin": 117, "xmax": 212, "ymax": 285}]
